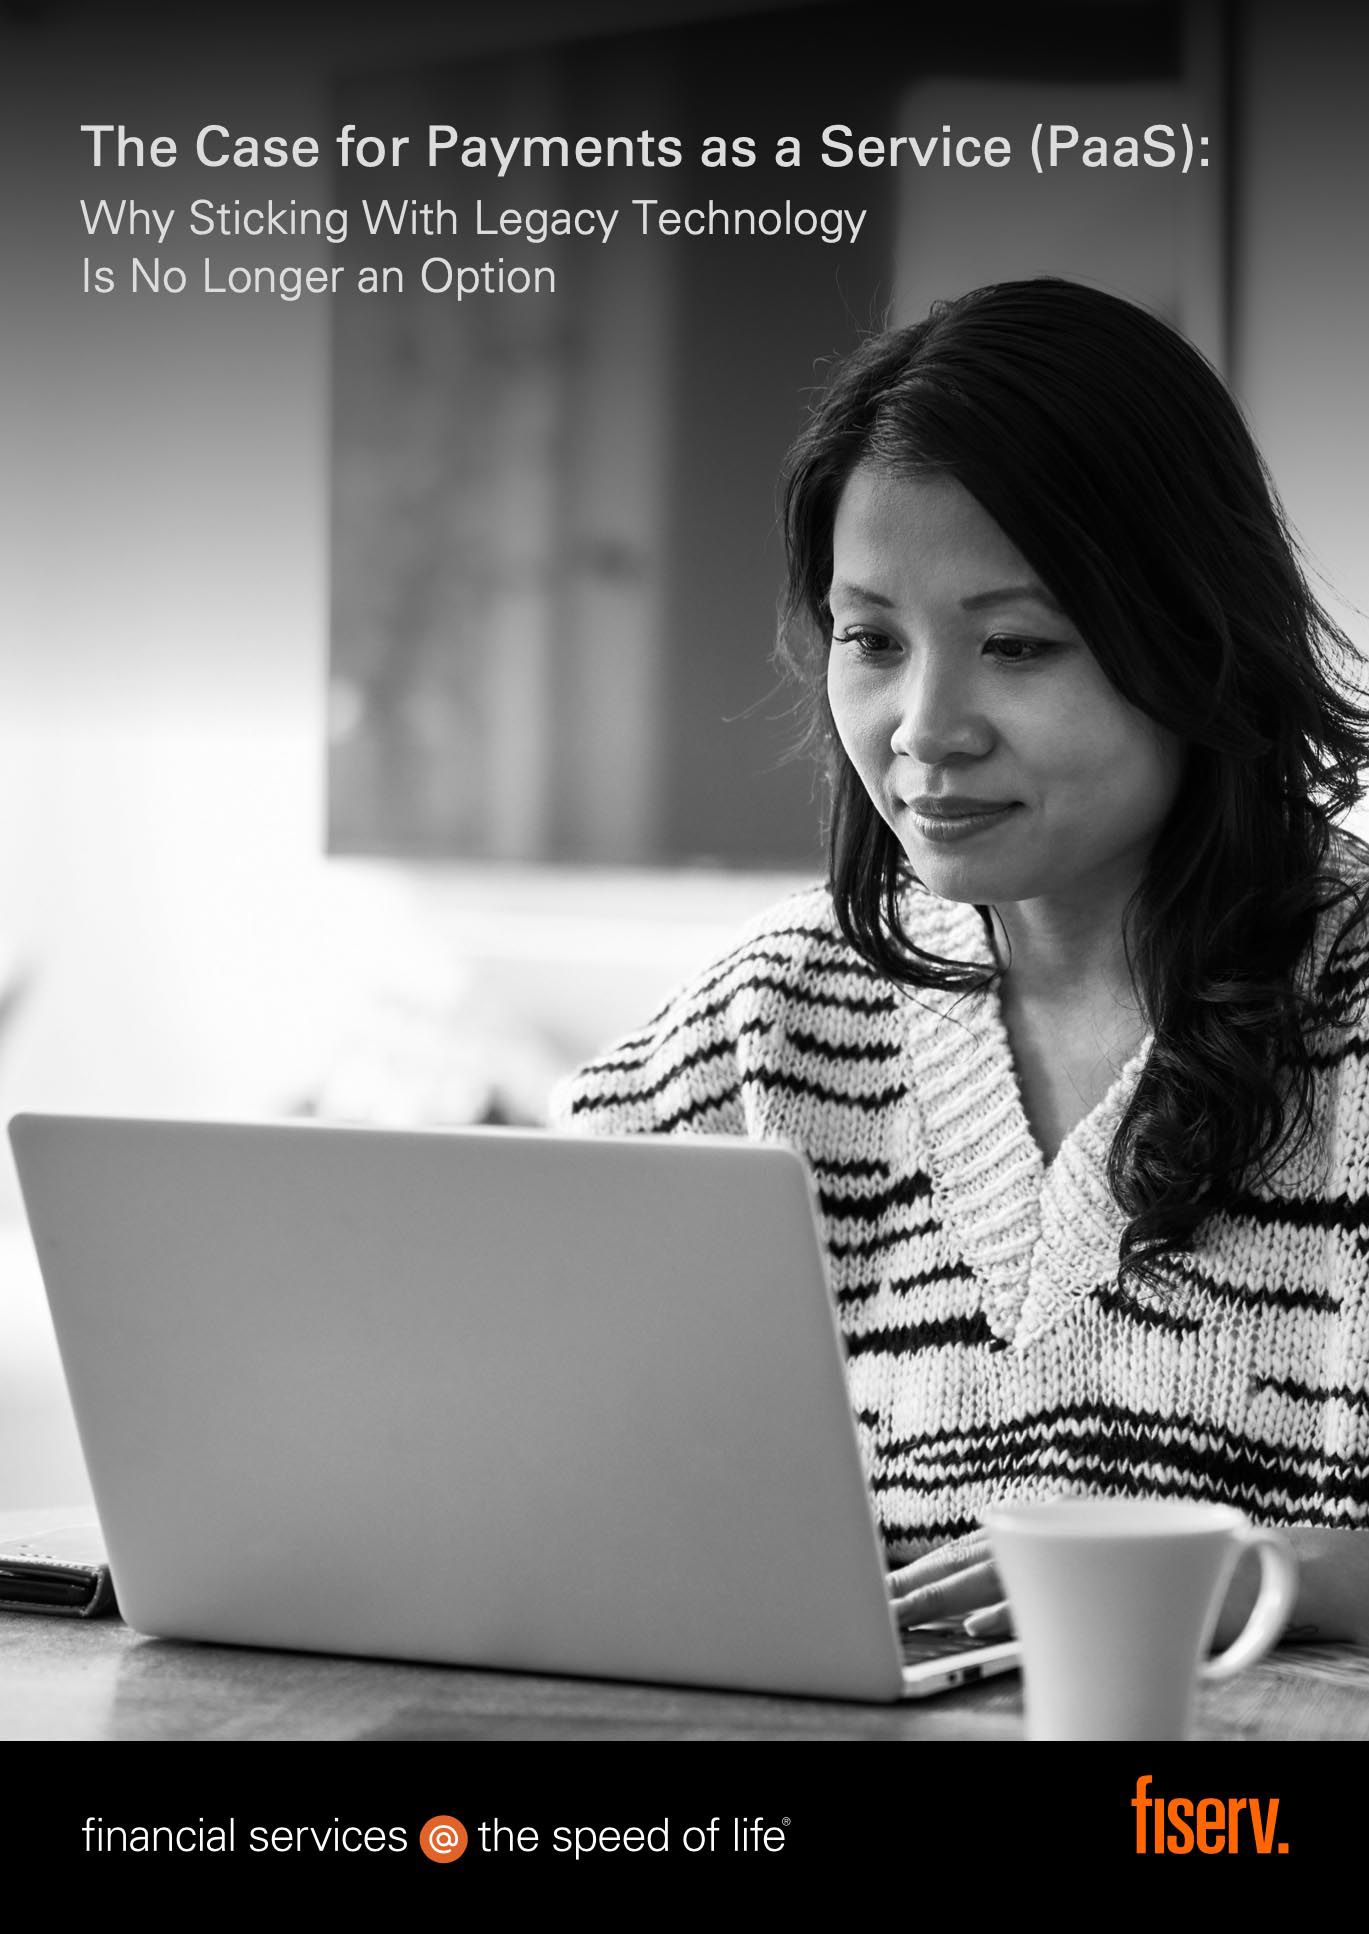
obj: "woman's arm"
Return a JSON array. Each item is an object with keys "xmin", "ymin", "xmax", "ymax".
[
  {"xmin": 547, "ymin": 962, "xmax": 749, "ymax": 1140},
  {"xmin": 547, "ymin": 885, "xmax": 833, "ymax": 1139}
]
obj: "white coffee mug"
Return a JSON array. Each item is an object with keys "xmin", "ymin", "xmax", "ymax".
[{"xmin": 984, "ymin": 1498, "xmax": 1298, "ymax": 1741}]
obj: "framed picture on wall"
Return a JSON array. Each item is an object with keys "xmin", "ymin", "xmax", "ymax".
[{"xmin": 327, "ymin": 0, "xmax": 1226, "ymax": 871}]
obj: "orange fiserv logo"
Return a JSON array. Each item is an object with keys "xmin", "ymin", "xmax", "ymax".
[
  {"xmin": 419, "ymin": 1817, "xmax": 469, "ymax": 1864},
  {"xmin": 1133, "ymin": 1777, "xmax": 1288, "ymax": 1856}
]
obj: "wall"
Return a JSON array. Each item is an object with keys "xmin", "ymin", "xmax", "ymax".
[
  {"xmin": 0, "ymin": 1, "xmax": 814, "ymax": 1176},
  {"xmin": 1231, "ymin": 3, "xmax": 1369, "ymax": 657}
]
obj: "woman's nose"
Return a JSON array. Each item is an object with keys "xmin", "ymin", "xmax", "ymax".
[{"xmin": 888, "ymin": 658, "xmax": 992, "ymax": 764}]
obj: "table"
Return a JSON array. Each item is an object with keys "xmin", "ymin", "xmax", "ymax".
[
  {"xmin": 7, "ymin": 1615, "xmax": 1369, "ymax": 1741},
  {"xmin": 4, "ymin": 1514, "xmax": 1368, "ymax": 1741}
]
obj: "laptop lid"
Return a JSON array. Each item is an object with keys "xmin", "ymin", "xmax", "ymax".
[{"xmin": 9, "ymin": 1114, "xmax": 907, "ymax": 1701}]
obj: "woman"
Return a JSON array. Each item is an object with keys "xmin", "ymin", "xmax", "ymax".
[{"xmin": 551, "ymin": 278, "xmax": 1369, "ymax": 1645}]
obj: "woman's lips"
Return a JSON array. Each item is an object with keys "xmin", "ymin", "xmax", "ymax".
[{"xmin": 902, "ymin": 797, "xmax": 1021, "ymax": 842}]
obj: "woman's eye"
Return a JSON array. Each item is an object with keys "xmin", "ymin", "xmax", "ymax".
[
  {"xmin": 984, "ymin": 633, "xmax": 1054, "ymax": 664},
  {"xmin": 833, "ymin": 627, "xmax": 895, "ymax": 658}
]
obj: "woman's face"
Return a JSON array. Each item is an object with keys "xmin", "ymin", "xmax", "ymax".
[{"xmin": 826, "ymin": 464, "xmax": 1184, "ymax": 912}]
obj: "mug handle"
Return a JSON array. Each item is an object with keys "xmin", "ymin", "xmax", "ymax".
[{"xmin": 1200, "ymin": 1524, "xmax": 1299, "ymax": 1682}]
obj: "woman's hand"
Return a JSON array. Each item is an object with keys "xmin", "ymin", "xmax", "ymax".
[
  {"xmin": 888, "ymin": 1523, "xmax": 1369, "ymax": 1648},
  {"xmin": 887, "ymin": 1529, "xmax": 1015, "ymax": 1639}
]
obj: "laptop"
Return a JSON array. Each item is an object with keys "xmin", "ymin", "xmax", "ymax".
[{"xmin": 8, "ymin": 1113, "xmax": 1019, "ymax": 1703}]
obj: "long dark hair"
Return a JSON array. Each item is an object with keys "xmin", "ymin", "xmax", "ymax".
[{"xmin": 776, "ymin": 278, "xmax": 1369, "ymax": 1288}]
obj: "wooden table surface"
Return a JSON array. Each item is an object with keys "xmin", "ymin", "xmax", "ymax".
[{"xmin": 4, "ymin": 1512, "xmax": 1368, "ymax": 1742}]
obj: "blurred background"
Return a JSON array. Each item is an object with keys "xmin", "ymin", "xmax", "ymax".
[{"xmin": 2, "ymin": 0, "xmax": 1367, "ymax": 1503}]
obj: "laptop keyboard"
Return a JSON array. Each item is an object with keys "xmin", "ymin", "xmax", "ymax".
[{"xmin": 899, "ymin": 1624, "xmax": 992, "ymax": 1664}]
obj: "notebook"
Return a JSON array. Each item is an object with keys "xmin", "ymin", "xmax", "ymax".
[
  {"xmin": 8, "ymin": 1113, "xmax": 1018, "ymax": 1702},
  {"xmin": 0, "ymin": 1517, "xmax": 116, "ymax": 1617}
]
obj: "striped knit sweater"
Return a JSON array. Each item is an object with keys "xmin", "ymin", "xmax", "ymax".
[{"xmin": 551, "ymin": 868, "xmax": 1369, "ymax": 1555}]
